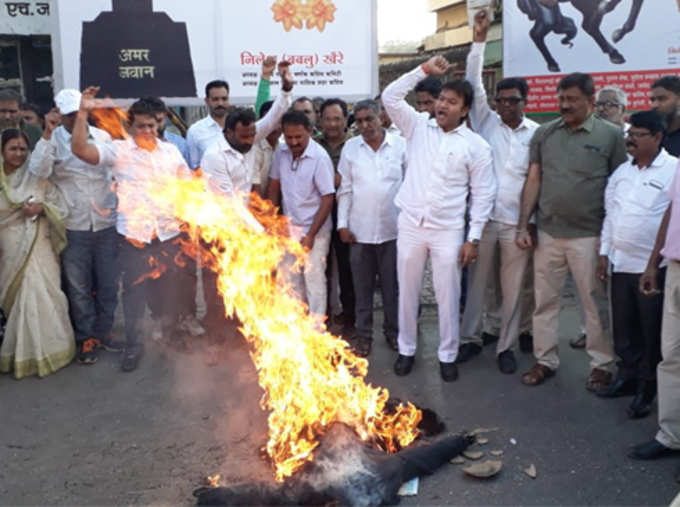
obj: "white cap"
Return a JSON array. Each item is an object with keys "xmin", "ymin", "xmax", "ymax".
[{"xmin": 54, "ymin": 89, "xmax": 82, "ymax": 115}]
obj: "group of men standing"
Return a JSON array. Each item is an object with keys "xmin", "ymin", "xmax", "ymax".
[{"xmin": 17, "ymin": 6, "xmax": 680, "ymax": 481}]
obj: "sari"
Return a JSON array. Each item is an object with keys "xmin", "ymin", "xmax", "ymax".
[{"xmin": 0, "ymin": 160, "xmax": 75, "ymax": 379}]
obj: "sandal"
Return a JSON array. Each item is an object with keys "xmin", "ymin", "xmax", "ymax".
[
  {"xmin": 521, "ymin": 363, "xmax": 555, "ymax": 386},
  {"xmin": 353, "ymin": 337, "xmax": 372, "ymax": 358}
]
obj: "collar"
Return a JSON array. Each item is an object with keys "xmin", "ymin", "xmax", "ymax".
[
  {"xmin": 428, "ymin": 118, "xmax": 468, "ymax": 135},
  {"xmin": 557, "ymin": 113, "xmax": 596, "ymax": 133},
  {"xmin": 282, "ymin": 139, "xmax": 315, "ymax": 160},
  {"xmin": 359, "ymin": 130, "xmax": 391, "ymax": 149},
  {"xmin": 632, "ymin": 148, "xmax": 669, "ymax": 169}
]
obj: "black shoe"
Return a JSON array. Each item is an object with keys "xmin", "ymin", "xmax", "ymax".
[
  {"xmin": 77, "ymin": 338, "xmax": 100, "ymax": 365},
  {"xmin": 596, "ymin": 376, "xmax": 637, "ymax": 398},
  {"xmin": 628, "ymin": 439, "xmax": 678, "ymax": 460},
  {"xmin": 440, "ymin": 361, "xmax": 458, "ymax": 382},
  {"xmin": 121, "ymin": 346, "xmax": 141, "ymax": 372},
  {"xmin": 570, "ymin": 333, "xmax": 586, "ymax": 349},
  {"xmin": 394, "ymin": 354, "xmax": 415, "ymax": 376},
  {"xmin": 457, "ymin": 343, "xmax": 482, "ymax": 363},
  {"xmin": 384, "ymin": 335, "xmax": 398, "ymax": 351},
  {"xmin": 99, "ymin": 337, "xmax": 124, "ymax": 353},
  {"xmin": 519, "ymin": 332, "xmax": 533, "ymax": 353},
  {"xmin": 481, "ymin": 332, "xmax": 499, "ymax": 346},
  {"xmin": 628, "ymin": 383, "xmax": 656, "ymax": 419},
  {"xmin": 497, "ymin": 350, "xmax": 517, "ymax": 374}
]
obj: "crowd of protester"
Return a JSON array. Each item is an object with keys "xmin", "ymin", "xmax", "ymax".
[{"xmin": 0, "ymin": 9, "xmax": 679, "ymax": 478}]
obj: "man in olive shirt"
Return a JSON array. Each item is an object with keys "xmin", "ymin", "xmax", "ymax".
[{"xmin": 516, "ymin": 73, "xmax": 627, "ymax": 390}]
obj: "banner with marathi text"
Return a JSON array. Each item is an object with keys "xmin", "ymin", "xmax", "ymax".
[
  {"xmin": 53, "ymin": 0, "xmax": 377, "ymax": 105},
  {"xmin": 503, "ymin": 1, "xmax": 680, "ymax": 113}
]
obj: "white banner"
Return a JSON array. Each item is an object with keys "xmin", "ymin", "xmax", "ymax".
[
  {"xmin": 503, "ymin": 0, "xmax": 680, "ymax": 112},
  {"xmin": 52, "ymin": 0, "xmax": 378, "ymax": 105},
  {"xmin": 0, "ymin": 0, "xmax": 51, "ymax": 35}
]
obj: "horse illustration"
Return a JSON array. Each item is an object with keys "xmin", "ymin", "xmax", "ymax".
[{"xmin": 517, "ymin": 0, "xmax": 645, "ymax": 72}]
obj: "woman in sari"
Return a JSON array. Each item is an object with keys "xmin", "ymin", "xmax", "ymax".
[{"xmin": 0, "ymin": 129, "xmax": 75, "ymax": 379}]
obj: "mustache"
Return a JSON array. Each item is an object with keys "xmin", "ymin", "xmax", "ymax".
[
  {"xmin": 626, "ymin": 141, "xmax": 637, "ymax": 148},
  {"xmin": 560, "ymin": 109, "xmax": 573, "ymax": 114}
]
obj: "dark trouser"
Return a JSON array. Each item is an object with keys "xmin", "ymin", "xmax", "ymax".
[
  {"xmin": 334, "ymin": 232, "xmax": 355, "ymax": 323},
  {"xmin": 610, "ymin": 269, "xmax": 666, "ymax": 384},
  {"xmin": 175, "ymin": 232, "xmax": 198, "ymax": 319},
  {"xmin": 203, "ymin": 268, "xmax": 228, "ymax": 339},
  {"xmin": 349, "ymin": 240, "xmax": 398, "ymax": 341},
  {"xmin": 118, "ymin": 234, "xmax": 185, "ymax": 348},
  {"xmin": 61, "ymin": 226, "xmax": 119, "ymax": 344}
]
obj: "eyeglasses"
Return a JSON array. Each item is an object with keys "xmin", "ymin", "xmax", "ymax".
[
  {"xmin": 494, "ymin": 97, "xmax": 523, "ymax": 105},
  {"xmin": 626, "ymin": 131, "xmax": 653, "ymax": 139},
  {"xmin": 594, "ymin": 101, "xmax": 622, "ymax": 109}
]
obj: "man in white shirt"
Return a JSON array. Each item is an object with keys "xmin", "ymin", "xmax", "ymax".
[
  {"xmin": 458, "ymin": 10, "xmax": 539, "ymax": 374},
  {"xmin": 29, "ymin": 88, "xmax": 119, "ymax": 366},
  {"xmin": 267, "ymin": 111, "xmax": 335, "ymax": 318},
  {"xmin": 199, "ymin": 61, "xmax": 293, "ymax": 341},
  {"xmin": 595, "ymin": 85, "xmax": 629, "ymax": 130},
  {"xmin": 336, "ymin": 99, "xmax": 406, "ymax": 357},
  {"xmin": 186, "ymin": 80, "xmax": 229, "ymax": 169},
  {"xmin": 596, "ymin": 110, "xmax": 677, "ymax": 419},
  {"xmin": 72, "ymin": 90, "xmax": 193, "ymax": 372},
  {"xmin": 382, "ymin": 55, "xmax": 497, "ymax": 382}
]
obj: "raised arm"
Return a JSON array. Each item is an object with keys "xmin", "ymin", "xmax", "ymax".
[
  {"xmin": 465, "ymin": 10, "xmax": 493, "ymax": 130},
  {"xmin": 254, "ymin": 60, "xmax": 294, "ymax": 143},
  {"xmin": 382, "ymin": 55, "xmax": 451, "ymax": 139},
  {"xmin": 255, "ymin": 56, "xmax": 274, "ymax": 117},
  {"xmin": 28, "ymin": 108, "xmax": 60, "ymax": 179},
  {"xmin": 71, "ymin": 86, "xmax": 102, "ymax": 166}
]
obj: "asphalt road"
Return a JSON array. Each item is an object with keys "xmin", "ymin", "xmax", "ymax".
[{"xmin": 1, "ymin": 297, "xmax": 679, "ymax": 505}]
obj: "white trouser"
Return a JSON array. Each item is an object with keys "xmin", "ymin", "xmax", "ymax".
[
  {"xmin": 280, "ymin": 228, "xmax": 331, "ymax": 318},
  {"xmin": 397, "ymin": 214, "xmax": 464, "ymax": 363}
]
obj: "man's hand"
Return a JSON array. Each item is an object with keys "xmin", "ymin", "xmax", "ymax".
[
  {"xmin": 23, "ymin": 201, "xmax": 43, "ymax": 218},
  {"xmin": 640, "ymin": 266, "xmax": 660, "ymax": 296},
  {"xmin": 278, "ymin": 61, "xmax": 294, "ymax": 91},
  {"xmin": 422, "ymin": 55, "xmax": 451, "ymax": 76},
  {"xmin": 473, "ymin": 9, "xmax": 490, "ymax": 42},
  {"xmin": 80, "ymin": 86, "xmax": 100, "ymax": 112},
  {"xmin": 597, "ymin": 255, "xmax": 609, "ymax": 282},
  {"xmin": 262, "ymin": 55, "xmax": 277, "ymax": 81},
  {"xmin": 516, "ymin": 229, "xmax": 534, "ymax": 250},
  {"xmin": 338, "ymin": 228, "xmax": 356, "ymax": 244},
  {"xmin": 42, "ymin": 108, "xmax": 61, "ymax": 140},
  {"xmin": 458, "ymin": 241, "xmax": 478, "ymax": 267},
  {"xmin": 300, "ymin": 233, "xmax": 315, "ymax": 250}
]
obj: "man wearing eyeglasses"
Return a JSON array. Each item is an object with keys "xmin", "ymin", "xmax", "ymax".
[
  {"xmin": 595, "ymin": 86, "xmax": 629, "ymax": 130},
  {"xmin": 596, "ymin": 111, "xmax": 676, "ymax": 420},
  {"xmin": 267, "ymin": 111, "xmax": 335, "ymax": 318},
  {"xmin": 458, "ymin": 9, "xmax": 539, "ymax": 375}
]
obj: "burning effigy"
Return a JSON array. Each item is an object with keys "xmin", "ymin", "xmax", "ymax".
[{"xmin": 91, "ymin": 109, "xmax": 471, "ymax": 505}]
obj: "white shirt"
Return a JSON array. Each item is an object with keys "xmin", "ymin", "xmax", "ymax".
[
  {"xmin": 466, "ymin": 42, "xmax": 538, "ymax": 226},
  {"xmin": 600, "ymin": 148, "xmax": 678, "ymax": 273},
  {"xmin": 186, "ymin": 114, "xmax": 223, "ymax": 169},
  {"xmin": 336, "ymin": 132, "xmax": 406, "ymax": 244},
  {"xmin": 200, "ymin": 90, "xmax": 290, "ymax": 200},
  {"xmin": 96, "ymin": 138, "xmax": 192, "ymax": 243},
  {"xmin": 29, "ymin": 125, "xmax": 117, "ymax": 232},
  {"xmin": 270, "ymin": 139, "xmax": 335, "ymax": 236},
  {"xmin": 382, "ymin": 65, "xmax": 496, "ymax": 241}
]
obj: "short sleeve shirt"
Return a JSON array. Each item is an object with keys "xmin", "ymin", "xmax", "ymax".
[
  {"xmin": 270, "ymin": 139, "xmax": 335, "ymax": 234},
  {"xmin": 530, "ymin": 114, "xmax": 628, "ymax": 237}
]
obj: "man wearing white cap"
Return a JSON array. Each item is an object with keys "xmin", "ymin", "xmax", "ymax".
[{"xmin": 29, "ymin": 89, "xmax": 120, "ymax": 365}]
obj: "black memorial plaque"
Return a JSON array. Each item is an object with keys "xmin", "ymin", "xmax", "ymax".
[{"xmin": 79, "ymin": 0, "xmax": 197, "ymax": 98}]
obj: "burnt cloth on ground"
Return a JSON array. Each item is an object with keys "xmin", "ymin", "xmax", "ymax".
[{"xmin": 194, "ymin": 424, "xmax": 474, "ymax": 506}]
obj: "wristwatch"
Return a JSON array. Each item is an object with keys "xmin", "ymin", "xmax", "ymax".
[{"xmin": 469, "ymin": 239, "xmax": 480, "ymax": 246}]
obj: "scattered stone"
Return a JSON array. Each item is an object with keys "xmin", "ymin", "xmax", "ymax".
[
  {"xmin": 450, "ymin": 456, "xmax": 465, "ymax": 464},
  {"xmin": 510, "ymin": 438, "xmax": 517, "ymax": 445},
  {"xmin": 470, "ymin": 427, "xmax": 499, "ymax": 435},
  {"xmin": 490, "ymin": 450, "xmax": 504, "ymax": 456},
  {"xmin": 463, "ymin": 460, "xmax": 503, "ymax": 478},
  {"xmin": 463, "ymin": 450, "xmax": 484, "ymax": 460},
  {"xmin": 524, "ymin": 464, "xmax": 537, "ymax": 479},
  {"xmin": 476, "ymin": 437, "xmax": 489, "ymax": 445}
]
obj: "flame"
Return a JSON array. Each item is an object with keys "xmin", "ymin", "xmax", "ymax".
[
  {"xmin": 91, "ymin": 109, "xmax": 422, "ymax": 482},
  {"xmin": 133, "ymin": 255, "xmax": 168, "ymax": 285},
  {"xmin": 206, "ymin": 474, "xmax": 221, "ymax": 488}
]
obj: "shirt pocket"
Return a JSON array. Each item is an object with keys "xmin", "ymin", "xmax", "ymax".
[
  {"xmin": 636, "ymin": 182, "xmax": 663, "ymax": 209},
  {"xmin": 440, "ymin": 150, "xmax": 468, "ymax": 186}
]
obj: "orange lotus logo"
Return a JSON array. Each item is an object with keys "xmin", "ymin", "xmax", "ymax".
[{"xmin": 272, "ymin": 0, "xmax": 336, "ymax": 32}]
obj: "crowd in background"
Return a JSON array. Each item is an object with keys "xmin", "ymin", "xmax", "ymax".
[{"xmin": 0, "ymin": 9, "xmax": 679, "ymax": 481}]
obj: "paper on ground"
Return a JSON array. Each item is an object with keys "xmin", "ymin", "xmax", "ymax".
[{"xmin": 397, "ymin": 477, "xmax": 419, "ymax": 496}]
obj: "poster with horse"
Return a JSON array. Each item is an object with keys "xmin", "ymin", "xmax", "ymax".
[{"xmin": 504, "ymin": 0, "xmax": 680, "ymax": 113}]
